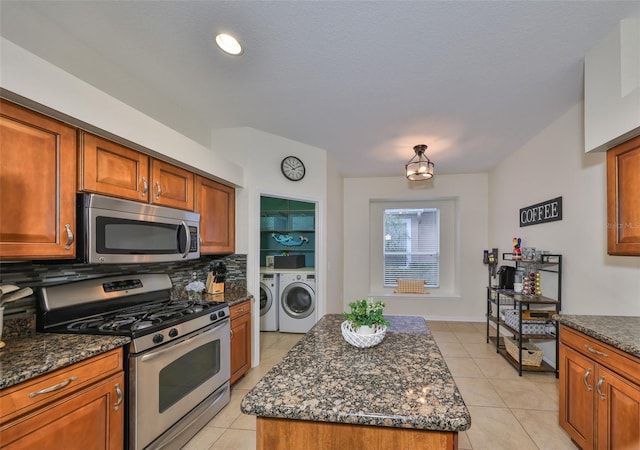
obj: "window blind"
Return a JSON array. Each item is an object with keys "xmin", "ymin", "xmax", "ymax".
[{"xmin": 383, "ymin": 208, "xmax": 440, "ymax": 287}]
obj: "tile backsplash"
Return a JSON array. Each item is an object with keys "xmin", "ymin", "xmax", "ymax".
[{"xmin": 0, "ymin": 254, "xmax": 247, "ymax": 337}]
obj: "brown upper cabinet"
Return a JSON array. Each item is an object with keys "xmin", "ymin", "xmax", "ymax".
[
  {"xmin": 607, "ymin": 135, "xmax": 640, "ymax": 256},
  {"xmin": 79, "ymin": 131, "xmax": 194, "ymax": 211},
  {"xmin": 196, "ymin": 175, "xmax": 235, "ymax": 255},
  {"xmin": 0, "ymin": 99, "xmax": 77, "ymax": 260}
]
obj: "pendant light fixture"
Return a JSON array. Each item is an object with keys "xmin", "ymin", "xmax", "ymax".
[{"xmin": 405, "ymin": 144, "xmax": 434, "ymax": 180}]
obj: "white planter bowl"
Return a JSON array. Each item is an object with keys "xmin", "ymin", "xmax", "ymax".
[{"xmin": 341, "ymin": 321, "xmax": 387, "ymax": 348}]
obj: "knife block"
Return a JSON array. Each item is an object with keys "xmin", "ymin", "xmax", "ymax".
[{"xmin": 206, "ymin": 273, "xmax": 224, "ymax": 294}]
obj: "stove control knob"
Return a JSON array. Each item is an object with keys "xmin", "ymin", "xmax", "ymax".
[
  {"xmin": 153, "ymin": 333, "xmax": 164, "ymax": 344},
  {"xmin": 210, "ymin": 312, "xmax": 218, "ymax": 321},
  {"xmin": 169, "ymin": 328, "xmax": 178, "ymax": 338},
  {"xmin": 218, "ymin": 310, "xmax": 226, "ymax": 318}
]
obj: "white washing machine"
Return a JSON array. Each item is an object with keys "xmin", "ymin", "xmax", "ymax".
[
  {"xmin": 259, "ymin": 272, "xmax": 279, "ymax": 331},
  {"xmin": 279, "ymin": 272, "xmax": 316, "ymax": 333}
]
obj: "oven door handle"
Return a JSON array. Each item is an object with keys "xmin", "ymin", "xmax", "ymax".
[{"xmin": 140, "ymin": 319, "xmax": 229, "ymax": 362}]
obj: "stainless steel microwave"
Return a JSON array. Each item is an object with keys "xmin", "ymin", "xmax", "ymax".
[{"xmin": 78, "ymin": 193, "xmax": 200, "ymax": 264}]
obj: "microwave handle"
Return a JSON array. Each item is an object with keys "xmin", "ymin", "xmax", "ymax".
[{"xmin": 179, "ymin": 221, "xmax": 191, "ymax": 259}]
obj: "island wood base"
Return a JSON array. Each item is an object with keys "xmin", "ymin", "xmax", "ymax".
[{"xmin": 256, "ymin": 417, "xmax": 458, "ymax": 450}]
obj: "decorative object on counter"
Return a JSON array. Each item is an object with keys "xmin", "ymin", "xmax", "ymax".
[
  {"xmin": 341, "ymin": 321, "xmax": 387, "ymax": 348},
  {"xmin": 271, "ymin": 233, "xmax": 309, "ymax": 247},
  {"xmin": 342, "ymin": 298, "xmax": 391, "ymax": 348},
  {"xmin": 405, "ymin": 144, "xmax": 434, "ymax": 181},
  {"xmin": 0, "ymin": 285, "xmax": 33, "ymax": 348},
  {"xmin": 0, "ymin": 284, "xmax": 32, "ymax": 305},
  {"xmin": 512, "ymin": 237, "xmax": 522, "ymax": 259},
  {"xmin": 186, "ymin": 272, "xmax": 206, "ymax": 301}
]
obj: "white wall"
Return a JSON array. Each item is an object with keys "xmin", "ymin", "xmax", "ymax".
[
  {"xmin": 489, "ymin": 102, "xmax": 640, "ymax": 315},
  {"xmin": 211, "ymin": 127, "xmax": 330, "ymax": 365},
  {"xmin": 0, "ymin": 38, "xmax": 243, "ymax": 187},
  {"xmin": 343, "ymin": 174, "xmax": 489, "ymax": 321},
  {"xmin": 325, "ymin": 154, "xmax": 344, "ymax": 314}
]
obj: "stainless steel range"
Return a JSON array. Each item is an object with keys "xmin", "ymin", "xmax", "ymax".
[{"xmin": 37, "ymin": 274, "xmax": 231, "ymax": 450}]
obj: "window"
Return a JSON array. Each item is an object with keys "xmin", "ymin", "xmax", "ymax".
[
  {"xmin": 369, "ymin": 198, "xmax": 456, "ymax": 296},
  {"xmin": 383, "ymin": 208, "xmax": 440, "ymax": 287}
]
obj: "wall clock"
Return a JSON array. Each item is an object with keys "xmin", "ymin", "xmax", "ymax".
[{"xmin": 281, "ymin": 156, "xmax": 305, "ymax": 181}]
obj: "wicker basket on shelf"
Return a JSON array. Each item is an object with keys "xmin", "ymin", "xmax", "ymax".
[{"xmin": 504, "ymin": 337, "xmax": 543, "ymax": 366}]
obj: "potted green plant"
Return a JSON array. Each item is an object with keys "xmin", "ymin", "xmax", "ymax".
[{"xmin": 343, "ymin": 298, "xmax": 391, "ymax": 335}]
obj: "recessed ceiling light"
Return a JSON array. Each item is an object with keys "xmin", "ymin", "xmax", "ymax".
[{"xmin": 215, "ymin": 33, "xmax": 243, "ymax": 56}]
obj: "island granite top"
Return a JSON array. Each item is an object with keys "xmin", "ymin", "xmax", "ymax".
[
  {"xmin": 556, "ymin": 315, "xmax": 640, "ymax": 359},
  {"xmin": 0, "ymin": 333, "xmax": 131, "ymax": 390},
  {"xmin": 241, "ymin": 314, "xmax": 471, "ymax": 432}
]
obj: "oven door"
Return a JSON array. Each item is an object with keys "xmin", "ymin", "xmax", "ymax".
[{"xmin": 129, "ymin": 319, "xmax": 230, "ymax": 450}]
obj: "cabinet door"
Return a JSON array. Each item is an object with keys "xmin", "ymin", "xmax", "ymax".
[
  {"xmin": 607, "ymin": 135, "xmax": 640, "ymax": 255},
  {"xmin": 151, "ymin": 159, "xmax": 194, "ymax": 210},
  {"xmin": 0, "ymin": 99, "xmax": 76, "ymax": 259},
  {"xmin": 195, "ymin": 176, "xmax": 235, "ymax": 254},
  {"xmin": 230, "ymin": 305, "xmax": 251, "ymax": 385},
  {"xmin": 0, "ymin": 372, "xmax": 124, "ymax": 450},
  {"xmin": 596, "ymin": 366, "xmax": 640, "ymax": 450},
  {"xmin": 559, "ymin": 344, "xmax": 596, "ymax": 450},
  {"xmin": 79, "ymin": 131, "xmax": 150, "ymax": 202}
]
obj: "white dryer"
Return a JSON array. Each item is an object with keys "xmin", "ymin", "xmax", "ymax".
[
  {"xmin": 259, "ymin": 272, "xmax": 279, "ymax": 331},
  {"xmin": 279, "ymin": 272, "xmax": 316, "ymax": 333}
]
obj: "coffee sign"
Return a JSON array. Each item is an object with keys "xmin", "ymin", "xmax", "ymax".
[{"xmin": 520, "ymin": 197, "xmax": 562, "ymax": 227}]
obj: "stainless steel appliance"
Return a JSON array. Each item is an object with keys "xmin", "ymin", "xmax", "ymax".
[
  {"xmin": 37, "ymin": 274, "xmax": 230, "ymax": 450},
  {"xmin": 77, "ymin": 193, "xmax": 200, "ymax": 264}
]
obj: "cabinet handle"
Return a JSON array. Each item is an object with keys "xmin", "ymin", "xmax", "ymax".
[
  {"xmin": 596, "ymin": 376, "xmax": 605, "ymax": 400},
  {"xmin": 141, "ymin": 177, "xmax": 148, "ymax": 197},
  {"xmin": 64, "ymin": 224, "xmax": 74, "ymax": 250},
  {"xmin": 29, "ymin": 375, "xmax": 78, "ymax": 398},
  {"xmin": 583, "ymin": 368, "xmax": 592, "ymax": 391},
  {"xmin": 114, "ymin": 383, "xmax": 123, "ymax": 411},
  {"xmin": 156, "ymin": 181, "xmax": 162, "ymax": 199},
  {"xmin": 230, "ymin": 329, "xmax": 234, "ymax": 339},
  {"xmin": 585, "ymin": 345, "xmax": 608, "ymax": 358}
]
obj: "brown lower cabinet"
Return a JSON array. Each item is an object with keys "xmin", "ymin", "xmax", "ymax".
[
  {"xmin": 0, "ymin": 348, "xmax": 124, "ymax": 450},
  {"xmin": 559, "ymin": 325, "xmax": 640, "ymax": 449},
  {"xmin": 230, "ymin": 300, "xmax": 252, "ymax": 385}
]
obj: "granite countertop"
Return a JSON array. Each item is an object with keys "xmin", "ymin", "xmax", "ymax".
[
  {"xmin": 241, "ymin": 314, "xmax": 471, "ymax": 432},
  {"xmin": 556, "ymin": 315, "xmax": 640, "ymax": 359},
  {"xmin": 202, "ymin": 287, "xmax": 253, "ymax": 307},
  {"xmin": 0, "ymin": 288, "xmax": 253, "ymax": 391},
  {"xmin": 0, "ymin": 334, "xmax": 131, "ymax": 390}
]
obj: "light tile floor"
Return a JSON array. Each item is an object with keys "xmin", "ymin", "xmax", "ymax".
[{"xmin": 184, "ymin": 321, "xmax": 578, "ymax": 450}]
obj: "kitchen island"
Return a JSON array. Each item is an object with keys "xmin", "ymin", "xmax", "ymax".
[{"xmin": 241, "ymin": 314, "xmax": 470, "ymax": 450}]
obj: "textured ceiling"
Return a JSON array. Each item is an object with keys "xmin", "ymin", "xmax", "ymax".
[{"xmin": 1, "ymin": 1, "xmax": 638, "ymax": 177}]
